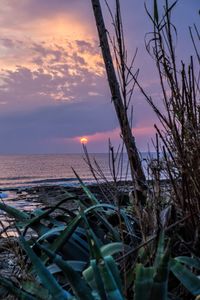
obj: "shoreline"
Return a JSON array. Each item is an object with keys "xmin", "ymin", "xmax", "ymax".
[
  {"xmin": 0, "ymin": 178, "xmax": 171, "ymax": 213},
  {"xmin": 0, "ymin": 180, "xmax": 139, "ymax": 217}
]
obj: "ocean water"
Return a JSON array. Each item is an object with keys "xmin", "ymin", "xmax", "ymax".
[{"xmin": 0, "ymin": 153, "xmax": 135, "ymax": 189}]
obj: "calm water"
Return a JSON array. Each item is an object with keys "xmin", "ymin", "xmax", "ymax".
[{"xmin": 0, "ymin": 153, "xmax": 134, "ymax": 189}]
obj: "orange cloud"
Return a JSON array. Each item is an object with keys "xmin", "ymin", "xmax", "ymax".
[
  {"xmin": 36, "ymin": 15, "xmax": 93, "ymax": 40},
  {"xmin": 0, "ymin": 2, "xmax": 102, "ymax": 74}
]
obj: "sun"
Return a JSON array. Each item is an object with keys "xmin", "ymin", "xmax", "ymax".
[{"xmin": 80, "ymin": 137, "xmax": 88, "ymax": 144}]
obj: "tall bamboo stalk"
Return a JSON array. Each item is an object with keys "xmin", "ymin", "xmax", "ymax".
[{"xmin": 90, "ymin": 0, "xmax": 146, "ymax": 191}]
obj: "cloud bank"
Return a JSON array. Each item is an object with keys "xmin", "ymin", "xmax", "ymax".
[{"xmin": 0, "ymin": 0, "xmax": 198, "ymax": 153}]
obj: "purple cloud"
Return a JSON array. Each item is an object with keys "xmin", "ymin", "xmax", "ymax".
[{"xmin": 0, "ymin": 0, "xmax": 198, "ymax": 153}]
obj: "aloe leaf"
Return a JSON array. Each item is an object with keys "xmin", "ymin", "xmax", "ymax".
[
  {"xmin": 170, "ymin": 258, "xmax": 200, "ymax": 295},
  {"xmin": 66, "ymin": 260, "xmax": 87, "ymax": 271},
  {"xmin": 83, "ymin": 213, "xmax": 122, "ymax": 299},
  {"xmin": 82, "ymin": 211, "xmax": 102, "ymax": 260},
  {"xmin": 0, "ymin": 202, "xmax": 30, "ymax": 221},
  {"xmin": 65, "ymin": 238, "xmax": 89, "ymax": 261},
  {"xmin": 31, "ymin": 208, "xmax": 64, "ymax": 227},
  {"xmin": 87, "ymin": 205, "xmax": 121, "ymax": 241},
  {"xmin": 154, "ymin": 231, "xmax": 165, "ymax": 268},
  {"xmin": 39, "ymin": 244, "xmax": 94, "ymax": 300},
  {"xmin": 120, "ymin": 210, "xmax": 136, "ymax": 238},
  {"xmin": 101, "ymin": 242, "xmax": 123, "ymax": 257},
  {"xmin": 47, "ymin": 260, "xmax": 87, "ymax": 274},
  {"xmin": 82, "ymin": 213, "xmax": 109, "ymax": 298},
  {"xmin": 0, "ymin": 276, "xmax": 37, "ymax": 300},
  {"xmin": 45, "ymin": 204, "xmax": 121, "ymax": 260},
  {"xmin": 23, "ymin": 196, "xmax": 74, "ymax": 232},
  {"xmin": 37, "ymin": 226, "xmax": 89, "ymax": 260},
  {"xmin": 19, "ymin": 235, "xmax": 71, "ymax": 300},
  {"xmin": 17, "ymin": 208, "xmax": 58, "ymax": 236},
  {"xmin": 74, "ymin": 226, "xmax": 86, "ymax": 235},
  {"xmin": 0, "ymin": 286, "xmax": 7, "ymax": 299},
  {"xmin": 86, "ymin": 203, "xmax": 126, "ymax": 241},
  {"xmin": 21, "ymin": 221, "xmax": 48, "ymax": 237},
  {"xmin": 94, "ymin": 212, "xmax": 120, "ymax": 241},
  {"xmin": 22, "ymin": 281, "xmax": 49, "ymax": 300},
  {"xmin": 72, "ymin": 231, "xmax": 89, "ymax": 252},
  {"xmin": 43, "ymin": 229, "xmax": 89, "ymax": 262},
  {"xmin": 98, "ymin": 255, "xmax": 124, "ymax": 300},
  {"xmin": 31, "ymin": 208, "xmax": 45, "ymax": 216},
  {"xmin": 49, "ymin": 214, "xmax": 81, "ymax": 253},
  {"xmin": 86, "ymin": 259, "xmax": 107, "ymax": 299},
  {"xmin": 134, "ymin": 264, "xmax": 154, "ymax": 300},
  {"xmin": 83, "ymin": 260, "xmax": 97, "ymax": 290},
  {"xmin": 36, "ymin": 225, "xmax": 66, "ymax": 242},
  {"xmin": 175, "ymin": 256, "xmax": 200, "ymax": 270},
  {"xmin": 72, "ymin": 168, "xmax": 99, "ymax": 205},
  {"xmin": 104, "ymin": 255, "xmax": 123, "ymax": 295},
  {"xmin": 150, "ymin": 249, "xmax": 170, "ymax": 300},
  {"xmin": 83, "ymin": 260, "xmax": 106, "ymax": 297}
]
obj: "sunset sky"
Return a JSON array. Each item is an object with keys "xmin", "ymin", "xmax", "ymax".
[{"xmin": 0, "ymin": 0, "xmax": 199, "ymax": 154}]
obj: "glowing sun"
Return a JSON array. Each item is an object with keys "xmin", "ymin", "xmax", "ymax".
[{"xmin": 80, "ymin": 137, "xmax": 88, "ymax": 144}]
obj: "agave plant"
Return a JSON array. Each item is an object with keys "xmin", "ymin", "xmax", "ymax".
[
  {"xmin": 0, "ymin": 207, "xmax": 125, "ymax": 299},
  {"xmin": 0, "ymin": 175, "xmax": 137, "ymax": 299},
  {"xmin": 134, "ymin": 232, "xmax": 200, "ymax": 300},
  {"xmin": 0, "ymin": 178, "xmax": 200, "ymax": 300}
]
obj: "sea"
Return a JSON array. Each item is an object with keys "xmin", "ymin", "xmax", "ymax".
[
  {"xmin": 0, "ymin": 153, "xmax": 137, "ymax": 189},
  {"xmin": 0, "ymin": 153, "xmax": 152, "ymax": 233},
  {"xmin": 0, "ymin": 152, "xmax": 156, "ymax": 190}
]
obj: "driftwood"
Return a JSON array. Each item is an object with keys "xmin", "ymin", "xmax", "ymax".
[{"xmin": 90, "ymin": 0, "xmax": 146, "ymax": 194}]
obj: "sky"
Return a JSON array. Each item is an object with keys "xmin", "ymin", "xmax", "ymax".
[{"xmin": 0, "ymin": 0, "xmax": 199, "ymax": 154}]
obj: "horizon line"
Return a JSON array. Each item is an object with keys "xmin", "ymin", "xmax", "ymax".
[{"xmin": 0, "ymin": 151, "xmax": 153, "ymax": 155}]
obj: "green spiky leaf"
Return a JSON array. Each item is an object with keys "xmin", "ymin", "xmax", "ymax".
[
  {"xmin": 175, "ymin": 256, "xmax": 200, "ymax": 270},
  {"xmin": 171, "ymin": 258, "xmax": 200, "ymax": 296},
  {"xmin": 38, "ymin": 244, "xmax": 94, "ymax": 300},
  {"xmin": 134, "ymin": 264, "xmax": 154, "ymax": 300},
  {"xmin": 19, "ymin": 235, "xmax": 71, "ymax": 300}
]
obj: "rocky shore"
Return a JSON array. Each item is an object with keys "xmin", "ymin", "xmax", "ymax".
[
  {"xmin": 0, "ymin": 181, "xmax": 134, "ymax": 298},
  {"xmin": 0, "ymin": 181, "xmax": 134, "ymax": 211}
]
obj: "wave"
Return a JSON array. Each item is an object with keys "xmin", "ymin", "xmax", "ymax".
[
  {"xmin": 0, "ymin": 177, "xmax": 95, "ymax": 189},
  {"xmin": 0, "ymin": 176, "xmax": 39, "ymax": 181},
  {"xmin": 24, "ymin": 177, "xmax": 80, "ymax": 184}
]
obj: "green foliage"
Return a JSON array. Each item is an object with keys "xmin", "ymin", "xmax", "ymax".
[
  {"xmin": 134, "ymin": 233, "xmax": 200, "ymax": 300},
  {"xmin": 38, "ymin": 244, "xmax": 94, "ymax": 300},
  {"xmin": 1, "ymin": 186, "xmax": 200, "ymax": 300},
  {"xmin": 0, "ymin": 183, "xmax": 131, "ymax": 299},
  {"xmin": 170, "ymin": 259, "xmax": 200, "ymax": 296},
  {"xmin": 0, "ymin": 276, "xmax": 37, "ymax": 300},
  {"xmin": 0, "ymin": 201, "xmax": 30, "ymax": 221},
  {"xmin": 134, "ymin": 233, "xmax": 170, "ymax": 300},
  {"xmin": 134, "ymin": 264, "xmax": 154, "ymax": 300},
  {"xmin": 19, "ymin": 235, "xmax": 71, "ymax": 300}
]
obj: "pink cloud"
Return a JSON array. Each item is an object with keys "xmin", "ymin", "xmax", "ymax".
[{"xmin": 67, "ymin": 125, "xmax": 156, "ymax": 151}]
